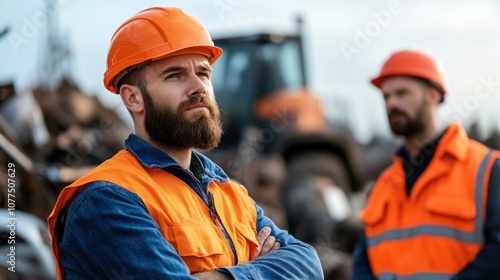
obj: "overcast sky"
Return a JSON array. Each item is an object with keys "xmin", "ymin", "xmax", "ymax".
[{"xmin": 1, "ymin": 0, "xmax": 500, "ymax": 143}]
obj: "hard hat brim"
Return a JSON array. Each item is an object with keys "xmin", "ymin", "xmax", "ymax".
[{"xmin": 104, "ymin": 45, "xmax": 223, "ymax": 93}]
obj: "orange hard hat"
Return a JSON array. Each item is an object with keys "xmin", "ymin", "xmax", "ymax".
[
  {"xmin": 103, "ymin": 7, "xmax": 223, "ymax": 93},
  {"xmin": 371, "ymin": 50, "xmax": 447, "ymax": 99}
]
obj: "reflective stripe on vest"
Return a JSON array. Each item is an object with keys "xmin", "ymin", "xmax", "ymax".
[
  {"xmin": 378, "ymin": 272, "xmax": 453, "ymax": 280},
  {"xmin": 366, "ymin": 149, "xmax": 492, "ymax": 249},
  {"xmin": 360, "ymin": 124, "xmax": 500, "ymax": 277}
]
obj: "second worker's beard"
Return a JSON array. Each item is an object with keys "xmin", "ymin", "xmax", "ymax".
[{"xmin": 388, "ymin": 102, "xmax": 427, "ymax": 137}]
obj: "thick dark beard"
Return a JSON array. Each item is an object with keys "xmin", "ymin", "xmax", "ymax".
[
  {"xmin": 142, "ymin": 90, "xmax": 223, "ymax": 150},
  {"xmin": 388, "ymin": 100, "xmax": 427, "ymax": 137}
]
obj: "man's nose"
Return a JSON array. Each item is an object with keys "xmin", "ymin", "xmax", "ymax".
[
  {"xmin": 187, "ymin": 74, "xmax": 207, "ymax": 97},
  {"xmin": 385, "ymin": 95, "xmax": 399, "ymax": 111}
]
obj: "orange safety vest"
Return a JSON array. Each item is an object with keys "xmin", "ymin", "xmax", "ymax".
[
  {"xmin": 48, "ymin": 150, "xmax": 259, "ymax": 279},
  {"xmin": 359, "ymin": 123, "xmax": 498, "ymax": 279}
]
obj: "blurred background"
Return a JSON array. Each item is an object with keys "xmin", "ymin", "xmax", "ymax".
[{"xmin": 1, "ymin": 1, "xmax": 499, "ymax": 279}]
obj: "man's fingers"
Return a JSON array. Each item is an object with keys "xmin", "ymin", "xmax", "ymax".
[
  {"xmin": 255, "ymin": 226, "xmax": 282, "ymax": 258},
  {"xmin": 271, "ymin": 240, "xmax": 280, "ymax": 252},
  {"xmin": 257, "ymin": 236, "xmax": 280, "ymax": 257},
  {"xmin": 256, "ymin": 226, "xmax": 271, "ymax": 247},
  {"xmin": 255, "ymin": 226, "xmax": 280, "ymax": 257},
  {"xmin": 262, "ymin": 236, "xmax": 276, "ymax": 253}
]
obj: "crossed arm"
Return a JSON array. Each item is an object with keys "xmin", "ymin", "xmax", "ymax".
[{"xmin": 192, "ymin": 226, "xmax": 281, "ymax": 279}]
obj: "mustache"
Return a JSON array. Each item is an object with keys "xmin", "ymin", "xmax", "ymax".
[
  {"xmin": 179, "ymin": 95, "xmax": 217, "ymax": 111},
  {"xmin": 388, "ymin": 109, "xmax": 408, "ymax": 119}
]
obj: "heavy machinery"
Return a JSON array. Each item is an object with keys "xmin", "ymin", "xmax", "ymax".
[
  {"xmin": 210, "ymin": 24, "xmax": 365, "ymax": 190},
  {"xmin": 207, "ymin": 20, "xmax": 365, "ymax": 279}
]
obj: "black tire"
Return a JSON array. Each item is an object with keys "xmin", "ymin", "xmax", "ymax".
[
  {"xmin": 283, "ymin": 151, "xmax": 361, "ymax": 253},
  {"xmin": 286, "ymin": 151, "xmax": 351, "ymax": 193}
]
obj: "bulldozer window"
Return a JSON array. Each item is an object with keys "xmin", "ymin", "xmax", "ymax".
[
  {"xmin": 258, "ymin": 40, "xmax": 304, "ymax": 96},
  {"xmin": 211, "ymin": 35, "xmax": 306, "ymax": 147}
]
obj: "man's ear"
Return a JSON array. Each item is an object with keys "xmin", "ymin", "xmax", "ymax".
[
  {"xmin": 427, "ymin": 87, "xmax": 441, "ymax": 106},
  {"xmin": 120, "ymin": 84, "xmax": 144, "ymax": 114}
]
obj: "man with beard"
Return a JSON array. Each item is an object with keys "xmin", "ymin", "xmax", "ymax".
[
  {"xmin": 47, "ymin": 7, "xmax": 322, "ymax": 280},
  {"xmin": 352, "ymin": 50, "xmax": 500, "ymax": 280}
]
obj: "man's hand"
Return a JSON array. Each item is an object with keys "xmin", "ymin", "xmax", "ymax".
[
  {"xmin": 193, "ymin": 226, "xmax": 279, "ymax": 279},
  {"xmin": 255, "ymin": 226, "xmax": 280, "ymax": 258},
  {"xmin": 192, "ymin": 271, "xmax": 232, "ymax": 279}
]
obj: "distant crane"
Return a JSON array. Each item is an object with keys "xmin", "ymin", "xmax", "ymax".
[{"xmin": 38, "ymin": 0, "xmax": 71, "ymax": 91}]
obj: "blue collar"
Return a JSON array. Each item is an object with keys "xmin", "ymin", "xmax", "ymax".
[{"xmin": 123, "ymin": 134, "xmax": 229, "ymax": 183}]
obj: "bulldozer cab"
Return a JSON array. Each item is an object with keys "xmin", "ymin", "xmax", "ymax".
[{"xmin": 212, "ymin": 33, "xmax": 307, "ymax": 148}]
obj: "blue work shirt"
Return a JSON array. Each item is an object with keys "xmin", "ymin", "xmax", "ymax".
[{"xmin": 57, "ymin": 134, "xmax": 323, "ymax": 279}]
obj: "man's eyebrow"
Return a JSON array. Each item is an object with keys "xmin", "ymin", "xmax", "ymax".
[
  {"xmin": 158, "ymin": 63, "xmax": 212, "ymax": 76},
  {"xmin": 159, "ymin": 66, "xmax": 186, "ymax": 77},
  {"xmin": 198, "ymin": 63, "xmax": 212, "ymax": 72}
]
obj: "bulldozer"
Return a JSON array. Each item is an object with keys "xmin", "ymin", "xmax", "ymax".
[{"xmin": 206, "ymin": 19, "xmax": 366, "ymax": 279}]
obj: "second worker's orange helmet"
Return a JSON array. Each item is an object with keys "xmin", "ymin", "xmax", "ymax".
[{"xmin": 371, "ymin": 50, "xmax": 447, "ymax": 101}]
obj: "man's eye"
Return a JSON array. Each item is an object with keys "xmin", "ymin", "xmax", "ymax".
[
  {"xmin": 166, "ymin": 73, "xmax": 181, "ymax": 80},
  {"xmin": 396, "ymin": 90, "xmax": 408, "ymax": 97},
  {"xmin": 198, "ymin": 72, "xmax": 210, "ymax": 78}
]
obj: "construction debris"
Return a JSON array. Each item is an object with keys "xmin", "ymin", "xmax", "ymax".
[{"xmin": 0, "ymin": 78, "xmax": 131, "ymax": 220}]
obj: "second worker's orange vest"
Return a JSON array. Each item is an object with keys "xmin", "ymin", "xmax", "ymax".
[{"xmin": 360, "ymin": 123, "xmax": 498, "ymax": 279}]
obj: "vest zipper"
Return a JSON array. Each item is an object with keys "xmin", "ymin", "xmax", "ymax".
[
  {"xmin": 207, "ymin": 191, "xmax": 239, "ymax": 265},
  {"xmin": 182, "ymin": 167, "xmax": 239, "ymax": 266}
]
